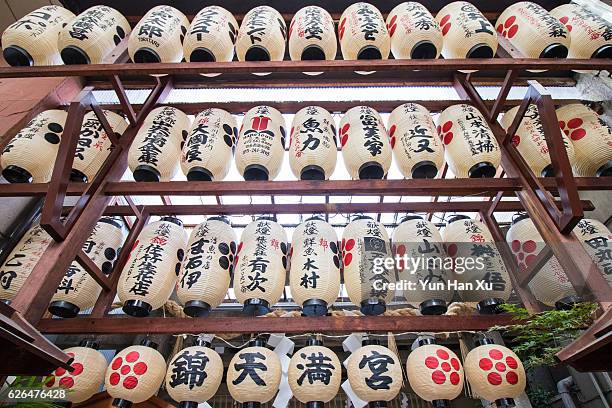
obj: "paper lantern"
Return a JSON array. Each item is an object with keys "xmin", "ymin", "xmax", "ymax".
[
  {"xmin": 347, "ymin": 342, "xmax": 402, "ymax": 405},
  {"xmin": 181, "ymin": 108, "xmax": 237, "ymax": 181},
  {"xmin": 58, "ymin": 6, "xmax": 131, "ymax": 64},
  {"xmin": 556, "ymin": 103, "xmax": 612, "ymax": 177},
  {"xmin": 506, "ymin": 214, "xmax": 578, "ymax": 308},
  {"xmin": 573, "ymin": 218, "xmax": 612, "ymax": 286},
  {"xmin": 165, "ymin": 339, "xmax": 224, "ymax": 408},
  {"xmin": 45, "ymin": 340, "xmax": 107, "ymax": 403},
  {"xmin": 49, "ymin": 217, "xmax": 126, "ymax": 318},
  {"xmin": 129, "ymin": 106, "xmax": 190, "ymax": 182},
  {"xmin": 106, "ymin": 339, "xmax": 166, "ymax": 408},
  {"xmin": 0, "ymin": 224, "xmax": 52, "ymax": 301},
  {"xmin": 339, "ymin": 106, "xmax": 392, "ymax": 180},
  {"xmin": 236, "ymin": 6, "xmax": 286, "ymax": 62},
  {"xmin": 227, "ymin": 339, "xmax": 282, "ymax": 406},
  {"xmin": 435, "ymin": 2, "xmax": 498, "ymax": 59},
  {"xmin": 437, "ymin": 104, "xmax": 500, "ymax": 178},
  {"xmin": 177, "ymin": 216, "xmax": 236, "ymax": 317},
  {"xmin": 289, "ymin": 106, "xmax": 337, "ymax": 180},
  {"xmin": 288, "ymin": 339, "xmax": 341, "ymax": 406},
  {"xmin": 117, "ymin": 217, "xmax": 188, "ymax": 317},
  {"xmin": 388, "ymin": 103, "xmax": 444, "ymax": 179},
  {"xmin": 234, "ymin": 217, "xmax": 288, "ymax": 315},
  {"xmin": 501, "ymin": 104, "xmax": 576, "ymax": 177},
  {"xmin": 128, "ymin": 5, "xmax": 189, "ymax": 63},
  {"xmin": 339, "ymin": 3, "xmax": 390, "ymax": 60},
  {"xmin": 289, "ymin": 6, "xmax": 337, "ymax": 65},
  {"xmin": 464, "ymin": 339, "xmax": 526, "ymax": 407},
  {"xmin": 236, "ymin": 105, "xmax": 286, "ymax": 181},
  {"xmin": 289, "ymin": 217, "xmax": 341, "ymax": 316},
  {"xmin": 71, "ymin": 110, "xmax": 129, "ymax": 183},
  {"xmin": 2, "ymin": 5, "xmax": 75, "ymax": 66},
  {"xmin": 1, "ymin": 110, "xmax": 67, "ymax": 183},
  {"xmin": 392, "ymin": 215, "xmax": 452, "ymax": 315},
  {"xmin": 387, "ymin": 2, "xmax": 443, "ymax": 59},
  {"xmin": 442, "ymin": 215, "xmax": 512, "ymax": 313},
  {"xmin": 406, "ymin": 338, "xmax": 464, "ymax": 406},
  {"xmin": 343, "ymin": 216, "xmax": 395, "ymax": 315}
]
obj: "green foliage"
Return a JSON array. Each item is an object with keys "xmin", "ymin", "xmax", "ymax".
[{"xmin": 526, "ymin": 386, "xmax": 554, "ymax": 408}]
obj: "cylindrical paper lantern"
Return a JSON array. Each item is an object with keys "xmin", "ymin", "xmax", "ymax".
[
  {"xmin": 181, "ymin": 108, "xmax": 237, "ymax": 181},
  {"xmin": 129, "ymin": 106, "xmax": 190, "ymax": 182},
  {"xmin": 177, "ymin": 216, "xmax": 236, "ymax": 316},
  {"xmin": 71, "ymin": 110, "xmax": 129, "ymax": 183},
  {"xmin": 2, "ymin": 5, "xmax": 75, "ymax": 66},
  {"xmin": 227, "ymin": 339, "xmax": 282, "ymax": 406},
  {"xmin": 128, "ymin": 5, "xmax": 189, "ymax": 63},
  {"xmin": 165, "ymin": 339, "xmax": 224, "ymax": 408},
  {"xmin": 49, "ymin": 217, "xmax": 125, "ymax": 318},
  {"xmin": 117, "ymin": 217, "xmax": 187, "ymax": 317},
  {"xmin": 0, "ymin": 225, "xmax": 52, "ymax": 301},
  {"xmin": 184, "ymin": 6, "xmax": 238, "ymax": 66},
  {"xmin": 234, "ymin": 218, "xmax": 288, "ymax": 315},
  {"xmin": 288, "ymin": 339, "xmax": 341, "ymax": 406},
  {"xmin": 435, "ymin": 2, "xmax": 498, "ymax": 59},
  {"xmin": 556, "ymin": 103, "xmax": 612, "ymax": 177},
  {"xmin": 339, "ymin": 3, "xmax": 390, "ymax": 60},
  {"xmin": 289, "ymin": 106, "xmax": 337, "ymax": 180},
  {"xmin": 45, "ymin": 340, "xmax": 108, "ymax": 403},
  {"xmin": 58, "ymin": 6, "xmax": 131, "ymax": 64},
  {"xmin": 437, "ymin": 104, "xmax": 500, "ymax": 178},
  {"xmin": 464, "ymin": 338, "xmax": 526, "ymax": 407},
  {"xmin": 289, "ymin": 6, "xmax": 337, "ymax": 63},
  {"xmin": 339, "ymin": 106, "xmax": 392, "ymax": 180},
  {"xmin": 501, "ymin": 104, "xmax": 576, "ymax": 177},
  {"xmin": 392, "ymin": 215, "xmax": 452, "ymax": 315},
  {"xmin": 406, "ymin": 338, "xmax": 464, "ymax": 406},
  {"xmin": 388, "ymin": 103, "xmax": 444, "ymax": 179},
  {"xmin": 387, "ymin": 2, "xmax": 443, "ymax": 59},
  {"xmin": 342, "ymin": 216, "xmax": 395, "ymax": 315},
  {"xmin": 442, "ymin": 215, "xmax": 512, "ymax": 313},
  {"xmin": 236, "ymin": 105, "xmax": 286, "ymax": 181},
  {"xmin": 1, "ymin": 109, "xmax": 67, "ymax": 183},
  {"xmin": 573, "ymin": 218, "xmax": 612, "ymax": 286},
  {"xmin": 289, "ymin": 217, "xmax": 341, "ymax": 316},
  {"xmin": 236, "ymin": 6, "xmax": 286, "ymax": 62},
  {"xmin": 105, "ymin": 339, "xmax": 166, "ymax": 408},
  {"xmin": 506, "ymin": 214, "xmax": 577, "ymax": 308}
]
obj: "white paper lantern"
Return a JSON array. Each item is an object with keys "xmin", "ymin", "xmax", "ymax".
[
  {"xmin": 184, "ymin": 6, "xmax": 238, "ymax": 67},
  {"xmin": 181, "ymin": 108, "xmax": 237, "ymax": 181},
  {"xmin": 339, "ymin": 3, "xmax": 390, "ymax": 60},
  {"xmin": 1, "ymin": 110, "xmax": 67, "ymax": 183},
  {"xmin": 236, "ymin": 6, "xmax": 286, "ymax": 62},
  {"xmin": 58, "ymin": 6, "xmax": 131, "ymax": 64},
  {"xmin": 236, "ymin": 105, "xmax": 286, "ymax": 181},
  {"xmin": 289, "ymin": 6, "xmax": 337, "ymax": 64},
  {"xmin": 289, "ymin": 217, "xmax": 341, "ymax": 315},
  {"xmin": 2, "ymin": 5, "xmax": 75, "ymax": 66},
  {"xmin": 388, "ymin": 103, "xmax": 444, "ymax": 179},
  {"xmin": 387, "ymin": 2, "xmax": 443, "ymax": 59},
  {"xmin": 437, "ymin": 104, "xmax": 500, "ymax": 178},
  {"xmin": 574, "ymin": 218, "xmax": 612, "ymax": 286},
  {"xmin": 289, "ymin": 106, "xmax": 337, "ymax": 180},
  {"xmin": 117, "ymin": 217, "xmax": 188, "ymax": 317},
  {"xmin": 177, "ymin": 217, "xmax": 236, "ymax": 316}
]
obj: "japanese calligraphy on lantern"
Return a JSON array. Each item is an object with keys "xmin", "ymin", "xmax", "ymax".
[
  {"xmin": 347, "ymin": 345, "xmax": 402, "ymax": 402},
  {"xmin": 166, "ymin": 345, "xmax": 223, "ymax": 404}
]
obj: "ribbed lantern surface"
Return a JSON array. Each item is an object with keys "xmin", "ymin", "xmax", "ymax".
[
  {"xmin": 574, "ymin": 218, "xmax": 612, "ymax": 286},
  {"xmin": 289, "ymin": 6, "xmax": 337, "ymax": 69},
  {"xmin": 236, "ymin": 6, "xmax": 286, "ymax": 62},
  {"xmin": 288, "ymin": 343, "xmax": 342, "ymax": 404},
  {"xmin": 387, "ymin": 2, "xmax": 443, "ymax": 59},
  {"xmin": 184, "ymin": 6, "xmax": 238, "ymax": 67},
  {"xmin": 227, "ymin": 344, "xmax": 282, "ymax": 404},
  {"xmin": 347, "ymin": 344, "xmax": 402, "ymax": 403},
  {"xmin": 339, "ymin": 2, "xmax": 390, "ymax": 60},
  {"xmin": 406, "ymin": 344, "xmax": 464, "ymax": 403}
]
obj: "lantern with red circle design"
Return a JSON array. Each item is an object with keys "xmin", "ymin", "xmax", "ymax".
[
  {"xmin": 106, "ymin": 339, "xmax": 166, "ymax": 408},
  {"xmin": 574, "ymin": 218, "xmax": 612, "ymax": 286},
  {"xmin": 387, "ymin": 2, "xmax": 443, "ymax": 60}
]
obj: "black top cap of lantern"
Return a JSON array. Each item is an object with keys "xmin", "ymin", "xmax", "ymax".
[
  {"xmin": 256, "ymin": 216, "xmax": 277, "ymax": 222},
  {"xmin": 511, "ymin": 212, "xmax": 530, "ymax": 225},
  {"xmin": 195, "ymin": 337, "xmax": 212, "ymax": 347},
  {"xmin": 362, "ymin": 337, "xmax": 381, "ymax": 346},
  {"xmin": 304, "ymin": 215, "xmax": 325, "ymax": 222},
  {"xmin": 248, "ymin": 338, "xmax": 267, "ymax": 347},
  {"xmin": 161, "ymin": 216, "xmax": 183, "ymax": 227},
  {"xmin": 416, "ymin": 336, "xmax": 436, "ymax": 347},
  {"xmin": 306, "ymin": 338, "xmax": 324, "ymax": 347},
  {"xmin": 400, "ymin": 214, "xmax": 423, "ymax": 223},
  {"xmin": 208, "ymin": 216, "xmax": 231, "ymax": 225},
  {"xmin": 447, "ymin": 215, "xmax": 471, "ymax": 224},
  {"xmin": 139, "ymin": 338, "xmax": 159, "ymax": 349},
  {"xmin": 100, "ymin": 216, "xmax": 123, "ymax": 229},
  {"xmin": 352, "ymin": 214, "xmax": 373, "ymax": 221},
  {"xmin": 79, "ymin": 339, "xmax": 100, "ymax": 349},
  {"xmin": 475, "ymin": 337, "xmax": 496, "ymax": 347}
]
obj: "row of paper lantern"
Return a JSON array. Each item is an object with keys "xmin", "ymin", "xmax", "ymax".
[
  {"xmin": 45, "ymin": 335, "xmax": 526, "ymax": 408},
  {"xmin": 2, "ymin": 102, "xmax": 609, "ymax": 186},
  {"xmin": 3, "ymin": 2, "xmax": 610, "ymax": 70}
]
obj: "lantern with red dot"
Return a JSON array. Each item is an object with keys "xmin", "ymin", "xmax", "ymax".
[
  {"xmin": 387, "ymin": 2, "xmax": 442, "ymax": 60},
  {"xmin": 464, "ymin": 338, "xmax": 526, "ymax": 408},
  {"xmin": 339, "ymin": 3, "xmax": 390, "ymax": 61},
  {"xmin": 406, "ymin": 337, "xmax": 464, "ymax": 407},
  {"xmin": 105, "ymin": 339, "xmax": 166, "ymax": 408},
  {"xmin": 574, "ymin": 219, "xmax": 612, "ymax": 287},
  {"xmin": 556, "ymin": 103, "xmax": 612, "ymax": 177},
  {"xmin": 45, "ymin": 340, "xmax": 107, "ymax": 403}
]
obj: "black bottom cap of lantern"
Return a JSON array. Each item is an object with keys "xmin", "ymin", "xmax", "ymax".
[
  {"xmin": 495, "ymin": 398, "xmax": 516, "ymax": 408},
  {"xmin": 61, "ymin": 46, "xmax": 91, "ymax": 65},
  {"xmin": 593, "ymin": 45, "xmax": 612, "ymax": 59},
  {"xmin": 302, "ymin": 299, "xmax": 328, "ymax": 316},
  {"xmin": 133, "ymin": 48, "xmax": 161, "ymax": 63},
  {"xmin": 477, "ymin": 298, "xmax": 505, "ymax": 314},
  {"xmin": 243, "ymin": 402, "xmax": 261, "ymax": 408},
  {"xmin": 48, "ymin": 301, "xmax": 80, "ymax": 318},
  {"xmin": 541, "ymin": 164, "xmax": 556, "ymax": 178},
  {"xmin": 411, "ymin": 40, "xmax": 437, "ymax": 59},
  {"xmin": 368, "ymin": 401, "xmax": 387, "ymax": 408},
  {"xmin": 243, "ymin": 298, "xmax": 271, "ymax": 316},
  {"xmin": 306, "ymin": 402, "xmax": 325, "ymax": 408},
  {"xmin": 596, "ymin": 161, "xmax": 612, "ymax": 177},
  {"xmin": 244, "ymin": 164, "xmax": 269, "ymax": 181},
  {"xmin": 432, "ymin": 400, "xmax": 450, "ymax": 408},
  {"xmin": 113, "ymin": 398, "xmax": 133, "ymax": 408},
  {"xmin": 301, "ymin": 165, "xmax": 326, "ymax": 180},
  {"xmin": 420, "ymin": 299, "xmax": 447, "ymax": 315},
  {"xmin": 301, "ymin": 45, "xmax": 326, "ymax": 60},
  {"xmin": 70, "ymin": 169, "xmax": 88, "ymax": 183},
  {"xmin": 358, "ymin": 46, "xmax": 382, "ymax": 60},
  {"xmin": 183, "ymin": 300, "xmax": 212, "ymax": 317},
  {"xmin": 540, "ymin": 43, "xmax": 569, "ymax": 59},
  {"xmin": 360, "ymin": 299, "xmax": 386, "ymax": 316},
  {"xmin": 411, "ymin": 161, "xmax": 438, "ymax": 179},
  {"xmin": 190, "ymin": 48, "xmax": 216, "ymax": 62},
  {"xmin": 179, "ymin": 401, "xmax": 199, "ymax": 408},
  {"xmin": 122, "ymin": 299, "xmax": 153, "ymax": 317},
  {"xmin": 2, "ymin": 165, "xmax": 33, "ymax": 183},
  {"xmin": 187, "ymin": 166, "xmax": 214, "ymax": 181},
  {"xmin": 555, "ymin": 295, "xmax": 583, "ymax": 310},
  {"xmin": 467, "ymin": 44, "xmax": 494, "ymax": 59},
  {"xmin": 3, "ymin": 45, "xmax": 33, "ymax": 67},
  {"xmin": 468, "ymin": 162, "xmax": 496, "ymax": 178},
  {"xmin": 133, "ymin": 165, "xmax": 161, "ymax": 182},
  {"xmin": 359, "ymin": 162, "xmax": 385, "ymax": 180},
  {"xmin": 246, "ymin": 46, "xmax": 271, "ymax": 61}
]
